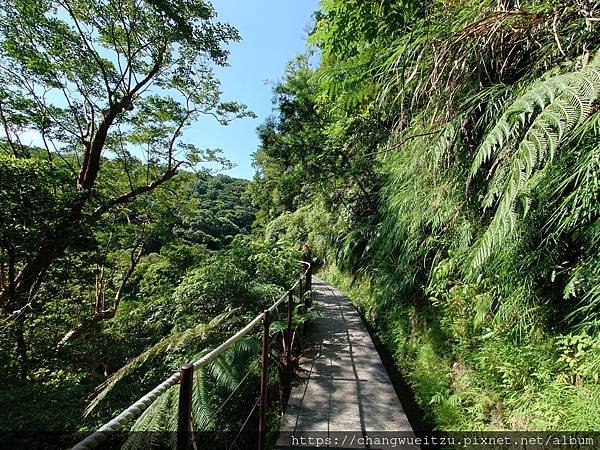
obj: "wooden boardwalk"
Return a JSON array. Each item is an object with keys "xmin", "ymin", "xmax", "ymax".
[{"xmin": 276, "ymin": 277, "xmax": 415, "ymax": 449}]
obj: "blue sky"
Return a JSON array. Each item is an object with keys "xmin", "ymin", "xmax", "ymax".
[
  {"xmin": 10, "ymin": 1, "xmax": 319, "ymax": 179},
  {"xmin": 192, "ymin": 0, "xmax": 321, "ymax": 180}
]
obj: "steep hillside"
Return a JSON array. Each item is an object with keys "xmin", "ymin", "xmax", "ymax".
[{"xmin": 251, "ymin": 0, "xmax": 600, "ymax": 430}]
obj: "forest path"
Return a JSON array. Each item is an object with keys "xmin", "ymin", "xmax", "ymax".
[{"xmin": 275, "ymin": 277, "xmax": 416, "ymax": 449}]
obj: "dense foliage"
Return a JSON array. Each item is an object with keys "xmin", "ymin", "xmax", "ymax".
[
  {"xmin": 0, "ymin": 158, "xmax": 289, "ymax": 438},
  {"xmin": 176, "ymin": 174, "xmax": 256, "ymax": 249},
  {"xmin": 252, "ymin": 0, "xmax": 600, "ymax": 431},
  {"xmin": 2, "ymin": 0, "xmax": 599, "ymax": 445},
  {"xmin": 0, "ymin": 1, "xmax": 297, "ymax": 447}
]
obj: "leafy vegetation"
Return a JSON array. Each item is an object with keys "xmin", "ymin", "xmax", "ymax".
[
  {"xmin": 0, "ymin": 1, "xmax": 297, "ymax": 448},
  {"xmin": 252, "ymin": 0, "xmax": 600, "ymax": 432},
  {"xmin": 1, "ymin": 0, "xmax": 599, "ymax": 446},
  {"xmin": 0, "ymin": 155, "xmax": 296, "ymax": 441}
]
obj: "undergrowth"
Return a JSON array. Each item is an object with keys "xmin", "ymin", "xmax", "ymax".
[{"xmin": 320, "ymin": 265, "xmax": 600, "ymax": 431}]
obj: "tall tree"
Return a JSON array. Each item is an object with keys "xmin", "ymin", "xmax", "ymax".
[
  {"xmin": 0, "ymin": 0, "xmax": 251, "ymax": 313},
  {"xmin": 0, "ymin": 0, "xmax": 255, "ymax": 381}
]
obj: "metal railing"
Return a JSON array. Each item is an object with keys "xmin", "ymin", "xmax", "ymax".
[{"xmin": 73, "ymin": 261, "xmax": 313, "ymax": 450}]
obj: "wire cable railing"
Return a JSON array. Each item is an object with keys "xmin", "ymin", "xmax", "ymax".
[
  {"xmin": 203, "ymin": 366, "xmax": 255, "ymax": 429},
  {"xmin": 229, "ymin": 397, "xmax": 260, "ymax": 450},
  {"xmin": 73, "ymin": 261, "xmax": 313, "ymax": 450}
]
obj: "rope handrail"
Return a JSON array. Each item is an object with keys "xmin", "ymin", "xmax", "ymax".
[{"xmin": 72, "ymin": 261, "xmax": 311, "ymax": 450}]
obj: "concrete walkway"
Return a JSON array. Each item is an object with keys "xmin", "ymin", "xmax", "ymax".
[{"xmin": 275, "ymin": 278, "xmax": 415, "ymax": 449}]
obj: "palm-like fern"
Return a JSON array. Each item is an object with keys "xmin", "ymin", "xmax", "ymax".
[
  {"xmin": 84, "ymin": 310, "xmax": 261, "ymax": 449},
  {"xmin": 121, "ymin": 337, "xmax": 260, "ymax": 450},
  {"xmin": 546, "ymin": 115, "xmax": 600, "ymax": 240},
  {"xmin": 470, "ymin": 58, "xmax": 600, "ymax": 267},
  {"xmin": 544, "ymin": 112, "xmax": 600, "ymax": 331},
  {"xmin": 84, "ymin": 312, "xmax": 231, "ymax": 416},
  {"xmin": 122, "ymin": 386, "xmax": 178, "ymax": 450}
]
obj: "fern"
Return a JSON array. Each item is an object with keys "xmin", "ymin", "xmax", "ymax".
[
  {"xmin": 542, "ymin": 113, "xmax": 600, "ymax": 331},
  {"xmin": 122, "ymin": 386, "xmax": 178, "ymax": 450},
  {"xmin": 83, "ymin": 303, "xmax": 261, "ymax": 448},
  {"xmin": 546, "ymin": 115, "xmax": 600, "ymax": 239},
  {"xmin": 120, "ymin": 336, "xmax": 260, "ymax": 449},
  {"xmin": 471, "ymin": 61, "xmax": 600, "ymax": 268},
  {"xmin": 83, "ymin": 311, "xmax": 234, "ymax": 417}
]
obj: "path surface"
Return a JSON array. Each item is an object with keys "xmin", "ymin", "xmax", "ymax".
[{"xmin": 275, "ymin": 277, "xmax": 415, "ymax": 449}]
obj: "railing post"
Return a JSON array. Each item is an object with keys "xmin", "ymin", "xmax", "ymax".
[
  {"xmin": 298, "ymin": 265, "xmax": 304, "ymax": 306},
  {"xmin": 177, "ymin": 363, "xmax": 194, "ymax": 450},
  {"xmin": 306, "ymin": 264, "xmax": 312, "ymax": 307},
  {"xmin": 299, "ymin": 264, "xmax": 306, "ymax": 336},
  {"xmin": 258, "ymin": 309, "xmax": 270, "ymax": 450},
  {"xmin": 285, "ymin": 289, "xmax": 293, "ymax": 366}
]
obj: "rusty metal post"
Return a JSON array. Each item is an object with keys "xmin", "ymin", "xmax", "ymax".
[
  {"xmin": 309, "ymin": 264, "xmax": 313, "ymax": 302},
  {"xmin": 285, "ymin": 289, "xmax": 293, "ymax": 366},
  {"xmin": 298, "ymin": 266, "xmax": 304, "ymax": 307},
  {"xmin": 177, "ymin": 363, "xmax": 194, "ymax": 450},
  {"xmin": 258, "ymin": 309, "xmax": 270, "ymax": 450},
  {"xmin": 299, "ymin": 265, "xmax": 307, "ymax": 337},
  {"xmin": 306, "ymin": 264, "xmax": 312, "ymax": 307},
  {"xmin": 303, "ymin": 265, "xmax": 308, "ymax": 297}
]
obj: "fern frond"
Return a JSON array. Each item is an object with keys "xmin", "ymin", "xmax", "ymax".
[
  {"xmin": 123, "ymin": 385, "xmax": 178, "ymax": 450},
  {"xmin": 84, "ymin": 310, "xmax": 235, "ymax": 416},
  {"xmin": 471, "ymin": 62, "xmax": 600, "ymax": 267},
  {"xmin": 192, "ymin": 366, "xmax": 213, "ymax": 430},
  {"xmin": 546, "ymin": 113, "xmax": 600, "ymax": 238},
  {"xmin": 471, "ymin": 65, "xmax": 600, "ymax": 177}
]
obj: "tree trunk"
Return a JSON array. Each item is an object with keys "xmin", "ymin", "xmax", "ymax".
[
  {"xmin": 0, "ymin": 241, "xmax": 65, "ymax": 308},
  {"xmin": 0, "ymin": 259, "xmax": 6, "ymax": 291},
  {"xmin": 8, "ymin": 247, "xmax": 15, "ymax": 306},
  {"xmin": 56, "ymin": 245, "xmax": 143, "ymax": 348}
]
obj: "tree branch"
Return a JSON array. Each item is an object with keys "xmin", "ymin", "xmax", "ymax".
[
  {"xmin": 92, "ymin": 162, "xmax": 183, "ymax": 218},
  {"xmin": 56, "ymin": 242, "xmax": 145, "ymax": 348},
  {"xmin": 58, "ymin": 0, "xmax": 114, "ymax": 105}
]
